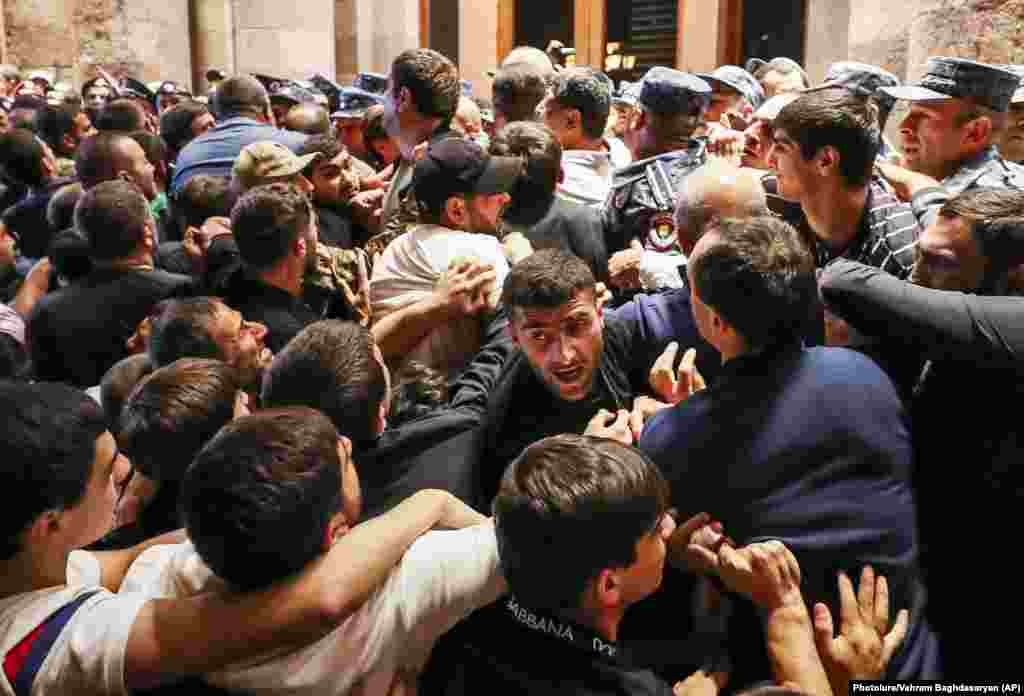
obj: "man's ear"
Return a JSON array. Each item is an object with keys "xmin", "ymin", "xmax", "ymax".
[
  {"xmin": 592, "ymin": 568, "xmax": 624, "ymax": 609},
  {"xmin": 964, "ymin": 116, "xmax": 992, "ymax": 148},
  {"xmin": 323, "ymin": 511, "xmax": 351, "ymax": 551},
  {"xmin": 443, "ymin": 196, "xmax": 465, "ymax": 224},
  {"xmin": 294, "ymin": 235, "xmax": 307, "ymax": 259},
  {"xmin": 818, "ymin": 146, "xmax": 838, "ymax": 175},
  {"xmin": 630, "ymin": 109, "xmax": 647, "ymax": 133},
  {"xmin": 26, "ymin": 509, "xmax": 64, "ymax": 550}
]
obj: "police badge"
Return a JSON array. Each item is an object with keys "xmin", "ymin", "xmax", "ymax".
[{"xmin": 646, "ymin": 212, "xmax": 679, "ymax": 254}]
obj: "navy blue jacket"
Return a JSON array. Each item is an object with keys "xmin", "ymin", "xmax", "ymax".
[{"xmin": 640, "ymin": 342, "xmax": 941, "ymax": 682}]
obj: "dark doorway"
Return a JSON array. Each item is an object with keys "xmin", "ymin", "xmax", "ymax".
[
  {"xmin": 742, "ymin": 0, "xmax": 805, "ymax": 65},
  {"xmin": 515, "ymin": 0, "xmax": 574, "ymax": 54},
  {"xmin": 430, "ymin": 0, "xmax": 460, "ymax": 65}
]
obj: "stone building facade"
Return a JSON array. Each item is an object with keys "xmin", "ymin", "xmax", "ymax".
[{"xmin": 2, "ymin": 0, "xmax": 1022, "ymax": 96}]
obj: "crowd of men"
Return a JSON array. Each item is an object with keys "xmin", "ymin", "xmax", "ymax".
[{"xmin": 0, "ymin": 39, "xmax": 1022, "ymax": 696}]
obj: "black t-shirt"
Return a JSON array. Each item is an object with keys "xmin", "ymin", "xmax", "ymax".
[
  {"xmin": 28, "ymin": 266, "xmax": 196, "ymax": 387},
  {"xmin": 423, "ymin": 597, "xmax": 674, "ymax": 696},
  {"xmin": 315, "ymin": 204, "xmax": 356, "ymax": 249},
  {"xmin": 221, "ymin": 269, "xmax": 319, "ymax": 354}
]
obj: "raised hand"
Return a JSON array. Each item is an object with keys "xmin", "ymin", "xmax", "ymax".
[{"xmin": 649, "ymin": 342, "xmax": 706, "ymax": 405}]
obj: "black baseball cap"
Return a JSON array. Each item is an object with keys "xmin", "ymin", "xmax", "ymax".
[{"xmin": 413, "ymin": 138, "xmax": 523, "ymax": 209}]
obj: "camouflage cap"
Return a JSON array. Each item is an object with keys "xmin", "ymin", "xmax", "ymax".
[
  {"xmin": 638, "ymin": 67, "xmax": 711, "ymax": 115},
  {"xmin": 881, "ymin": 57, "xmax": 1020, "ymax": 112},
  {"xmin": 232, "ymin": 141, "xmax": 322, "ymax": 192},
  {"xmin": 696, "ymin": 65, "xmax": 766, "ymax": 108}
]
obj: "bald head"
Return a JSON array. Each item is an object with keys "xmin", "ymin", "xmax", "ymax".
[
  {"xmin": 283, "ymin": 103, "xmax": 331, "ymax": 135},
  {"xmin": 213, "ymin": 75, "xmax": 270, "ymax": 121},
  {"xmin": 76, "ymin": 132, "xmax": 139, "ymax": 189},
  {"xmin": 675, "ymin": 161, "xmax": 768, "ymax": 254}
]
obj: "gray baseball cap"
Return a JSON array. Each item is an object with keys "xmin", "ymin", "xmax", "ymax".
[
  {"xmin": 639, "ymin": 67, "xmax": 711, "ymax": 115},
  {"xmin": 881, "ymin": 57, "xmax": 1020, "ymax": 112}
]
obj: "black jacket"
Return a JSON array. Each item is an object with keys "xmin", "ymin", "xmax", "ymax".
[
  {"xmin": 355, "ymin": 312, "xmax": 514, "ymax": 519},
  {"xmin": 502, "ymin": 196, "xmax": 609, "ymax": 283}
]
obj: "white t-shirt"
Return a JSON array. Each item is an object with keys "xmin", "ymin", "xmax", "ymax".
[
  {"xmin": 0, "ymin": 551, "xmax": 148, "ymax": 696},
  {"xmin": 557, "ymin": 150, "xmax": 614, "ymax": 209},
  {"xmin": 370, "ymin": 224, "xmax": 510, "ymax": 377},
  {"xmin": 122, "ymin": 523, "xmax": 505, "ymax": 696}
]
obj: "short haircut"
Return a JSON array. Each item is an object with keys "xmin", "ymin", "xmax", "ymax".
[
  {"xmin": 148, "ymin": 297, "xmax": 227, "ymax": 367},
  {"xmin": 120, "ymin": 358, "xmax": 241, "ymax": 484},
  {"xmin": 388, "ymin": 361, "xmax": 448, "ymax": 428},
  {"xmin": 48, "ymin": 228, "xmax": 92, "ymax": 284},
  {"xmin": 392, "ymin": 49, "xmax": 460, "ymax": 125},
  {"xmin": 284, "ymin": 103, "xmax": 331, "ymax": 136},
  {"xmin": 675, "ymin": 161, "xmax": 768, "ymax": 251},
  {"xmin": 363, "ymin": 104, "xmax": 388, "ymax": 143},
  {"xmin": 298, "ymin": 134, "xmax": 344, "ymax": 177},
  {"xmin": 160, "ymin": 100, "xmax": 210, "ymax": 154},
  {"xmin": 212, "ymin": 75, "xmax": 269, "ymax": 120},
  {"xmin": 0, "ymin": 381, "xmax": 107, "ymax": 560},
  {"xmin": 494, "ymin": 434, "xmax": 670, "ymax": 611},
  {"xmin": 36, "ymin": 104, "xmax": 82, "ymax": 155},
  {"xmin": 501, "ymin": 247, "xmax": 596, "ymax": 315},
  {"xmin": 128, "ymin": 130, "xmax": 167, "ymax": 169},
  {"xmin": 230, "ymin": 182, "xmax": 311, "ymax": 270},
  {"xmin": 773, "ymin": 88, "xmax": 880, "ymax": 188},
  {"xmin": 75, "ymin": 131, "xmax": 137, "ymax": 189},
  {"xmin": 99, "ymin": 354, "xmax": 154, "ymax": 433},
  {"xmin": 489, "ymin": 120, "xmax": 562, "ymax": 203},
  {"xmin": 492, "ymin": 63, "xmax": 548, "ymax": 123},
  {"xmin": 74, "ymin": 179, "xmax": 152, "ymax": 260},
  {"xmin": 172, "ymin": 174, "xmax": 231, "ymax": 230},
  {"xmin": 939, "ymin": 187, "xmax": 1024, "ymax": 273},
  {"xmin": 262, "ymin": 320, "xmax": 386, "ymax": 443},
  {"xmin": 691, "ymin": 216, "xmax": 816, "ymax": 350},
  {"xmin": 181, "ymin": 407, "xmax": 345, "ymax": 590},
  {"xmin": 0, "ymin": 128, "xmax": 48, "ymax": 187},
  {"xmin": 549, "ymin": 67, "xmax": 611, "ymax": 140},
  {"xmin": 46, "ymin": 181, "xmax": 84, "ymax": 231},
  {"xmin": 96, "ymin": 98, "xmax": 146, "ymax": 132}
]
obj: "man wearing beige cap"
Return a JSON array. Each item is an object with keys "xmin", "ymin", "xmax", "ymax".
[{"xmin": 232, "ymin": 140, "xmax": 320, "ymax": 194}]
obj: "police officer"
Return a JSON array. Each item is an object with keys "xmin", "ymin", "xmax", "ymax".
[
  {"xmin": 353, "ymin": 72, "xmax": 389, "ymax": 96},
  {"xmin": 995, "ymin": 65, "xmax": 1024, "ymax": 164},
  {"xmin": 601, "ymin": 67, "xmax": 711, "ymax": 256},
  {"xmin": 881, "ymin": 57, "xmax": 1024, "ymax": 195},
  {"xmin": 813, "ymin": 61, "xmax": 901, "ymax": 160},
  {"xmin": 332, "ymin": 87, "xmax": 384, "ymax": 173}
]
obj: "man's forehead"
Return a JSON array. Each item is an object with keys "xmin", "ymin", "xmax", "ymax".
[{"xmin": 515, "ymin": 293, "xmax": 595, "ymax": 325}]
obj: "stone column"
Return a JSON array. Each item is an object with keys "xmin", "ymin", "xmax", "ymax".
[
  {"xmin": 191, "ymin": 0, "xmax": 235, "ymax": 92},
  {"xmin": 574, "ymin": 0, "xmax": 605, "ymax": 69},
  {"xmin": 459, "ymin": 0, "xmax": 498, "ymax": 95},
  {"xmin": 803, "ymin": 0, "xmax": 850, "ymax": 82},
  {"xmin": 677, "ymin": 0, "xmax": 720, "ymax": 72},
  {"xmin": 233, "ymin": 0, "xmax": 335, "ymax": 80},
  {"xmin": 353, "ymin": 0, "xmax": 419, "ymax": 75}
]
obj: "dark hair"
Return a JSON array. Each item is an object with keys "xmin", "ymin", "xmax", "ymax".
[
  {"xmin": 46, "ymin": 182, "xmax": 83, "ymax": 231},
  {"xmin": 230, "ymin": 182, "xmax": 311, "ymax": 270},
  {"xmin": 388, "ymin": 361, "xmax": 448, "ymax": 427},
  {"xmin": 940, "ymin": 187, "xmax": 1024, "ymax": 275},
  {"xmin": 0, "ymin": 335, "xmax": 28, "ymax": 380},
  {"xmin": 0, "ymin": 381, "xmax": 107, "ymax": 560},
  {"xmin": 773, "ymin": 88, "xmax": 880, "ymax": 188},
  {"xmin": 939, "ymin": 187, "xmax": 1024, "ymax": 224},
  {"xmin": 492, "ymin": 63, "xmax": 548, "ymax": 124},
  {"xmin": 99, "ymin": 353, "xmax": 154, "ymax": 433},
  {"xmin": 74, "ymin": 179, "xmax": 152, "ymax": 260},
  {"xmin": 181, "ymin": 407, "xmax": 345, "ymax": 590},
  {"xmin": 284, "ymin": 103, "xmax": 331, "ymax": 136},
  {"xmin": 160, "ymin": 100, "xmax": 210, "ymax": 155},
  {"xmin": 494, "ymin": 434, "xmax": 670, "ymax": 610},
  {"xmin": 172, "ymin": 174, "xmax": 231, "ymax": 230},
  {"xmin": 121, "ymin": 358, "xmax": 241, "ymax": 484},
  {"xmin": 48, "ymin": 228, "xmax": 93, "ymax": 283},
  {"xmin": 549, "ymin": 67, "xmax": 611, "ymax": 140},
  {"xmin": 490, "ymin": 121, "xmax": 562, "ymax": 205},
  {"xmin": 75, "ymin": 131, "xmax": 138, "ymax": 190},
  {"xmin": 262, "ymin": 320, "xmax": 386, "ymax": 443},
  {"xmin": 0, "ymin": 128, "xmax": 49, "ymax": 187},
  {"xmin": 36, "ymin": 104, "xmax": 83, "ymax": 157},
  {"xmin": 96, "ymin": 98, "xmax": 146, "ymax": 132},
  {"xmin": 128, "ymin": 130, "xmax": 167, "ymax": 170},
  {"xmin": 213, "ymin": 75, "xmax": 269, "ymax": 120},
  {"xmin": 148, "ymin": 297, "xmax": 227, "ymax": 367},
  {"xmin": 298, "ymin": 134, "xmax": 344, "ymax": 177},
  {"xmin": 691, "ymin": 216, "xmax": 816, "ymax": 350},
  {"xmin": 392, "ymin": 49, "xmax": 460, "ymax": 125},
  {"xmin": 501, "ymin": 247, "xmax": 596, "ymax": 313}
]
